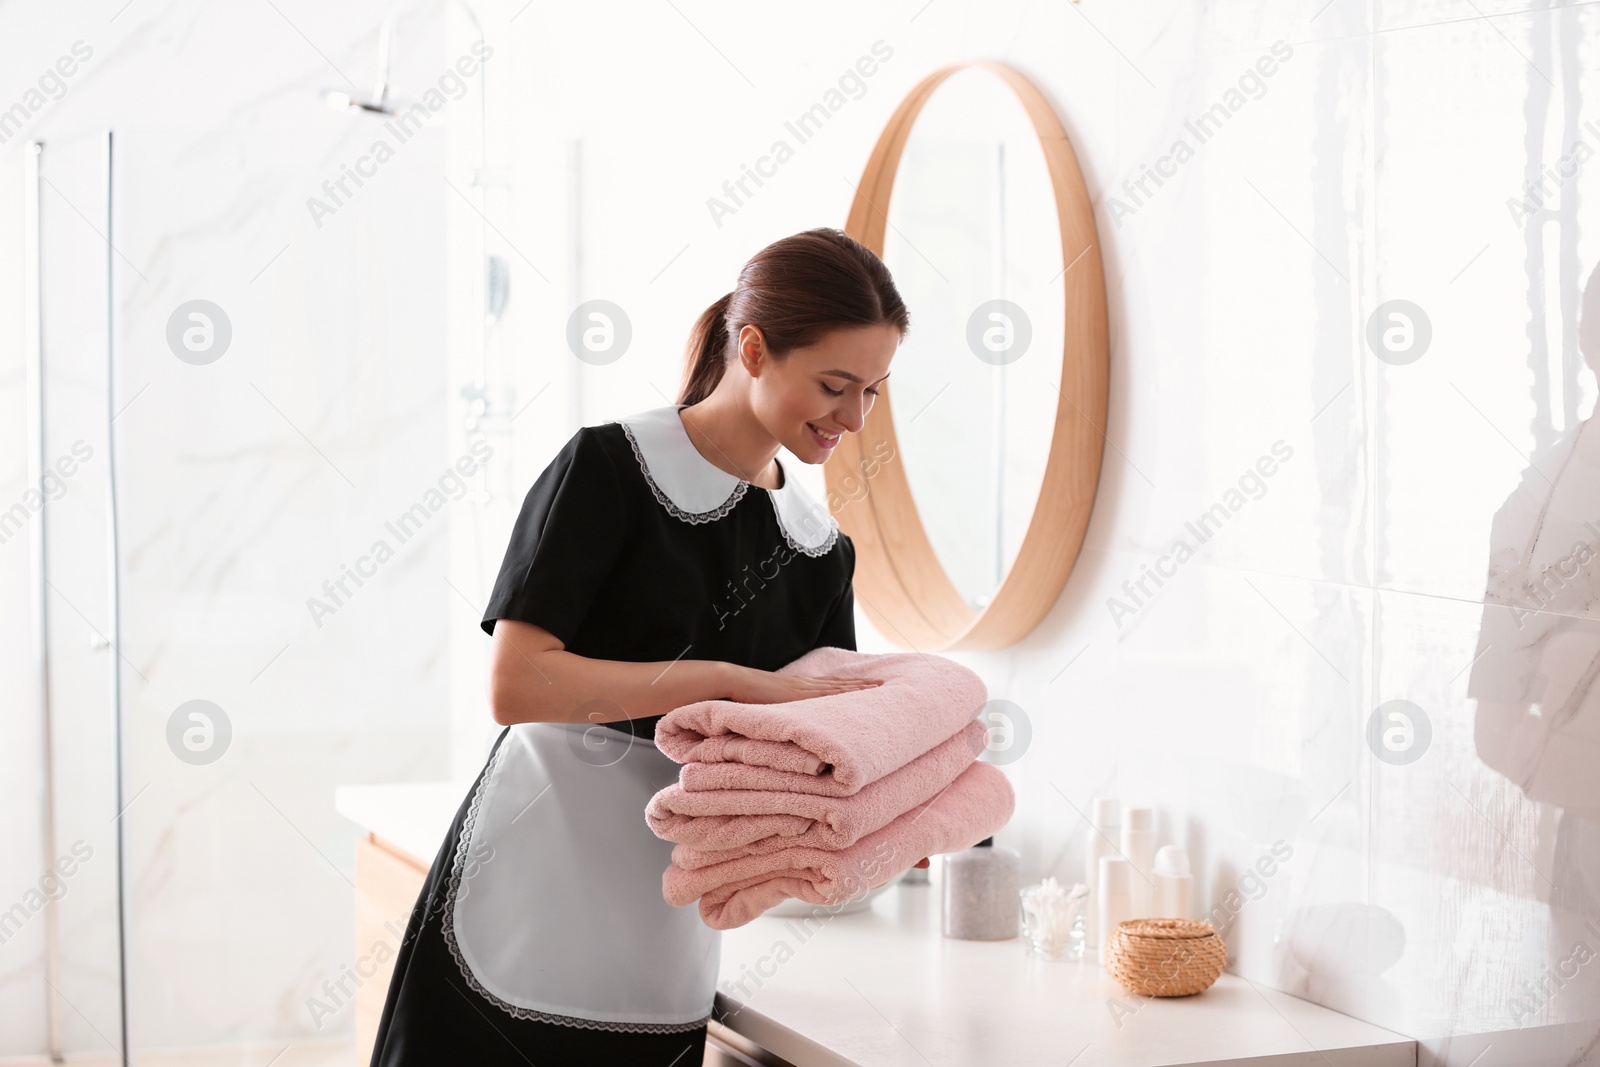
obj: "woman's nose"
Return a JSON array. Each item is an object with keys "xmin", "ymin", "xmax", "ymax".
[{"xmin": 835, "ymin": 398, "xmax": 867, "ymax": 434}]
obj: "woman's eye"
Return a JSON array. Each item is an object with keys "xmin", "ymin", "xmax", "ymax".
[
  {"xmin": 865, "ymin": 387, "xmax": 880, "ymax": 397},
  {"xmin": 821, "ymin": 383, "xmax": 845, "ymax": 397}
]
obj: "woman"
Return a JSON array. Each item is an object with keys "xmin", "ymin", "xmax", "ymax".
[{"xmin": 369, "ymin": 227, "xmax": 909, "ymax": 1064}]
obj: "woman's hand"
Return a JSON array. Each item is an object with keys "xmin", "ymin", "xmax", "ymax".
[
  {"xmin": 723, "ymin": 665, "xmax": 883, "ymax": 704},
  {"xmin": 912, "ymin": 857, "xmax": 930, "ymax": 868}
]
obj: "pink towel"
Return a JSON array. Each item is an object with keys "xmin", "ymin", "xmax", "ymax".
[
  {"xmin": 648, "ymin": 720, "xmax": 988, "ymax": 862},
  {"xmin": 678, "ymin": 759, "xmax": 889, "ymax": 796},
  {"xmin": 663, "ymin": 759, "xmax": 1015, "ymax": 930},
  {"xmin": 654, "ymin": 646, "xmax": 987, "ymax": 792}
]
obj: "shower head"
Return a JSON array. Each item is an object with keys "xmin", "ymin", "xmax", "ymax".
[
  {"xmin": 320, "ymin": 88, "xmax": 394, "ymax": 115},
  {"xmin": 321, "ymin": 15, "xmax": 394, "ymax": 116}
]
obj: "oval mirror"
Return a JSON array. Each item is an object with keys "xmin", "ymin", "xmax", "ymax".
[{"xmin": 827, "ymin": 61, "xmax": 1109, "ymax": 650}]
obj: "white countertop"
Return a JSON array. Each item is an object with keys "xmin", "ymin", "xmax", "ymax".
[
  {"xmin": 334, "ymin": 780, "xmax": 471, "ymax": 864},
  {"xmin": 335, "ymin": 782, "xmax": 1416, "ymax": 1067},
  {"xmin": 715, "ymin": 882, "xmax": 1415, "ymax": 1067}
]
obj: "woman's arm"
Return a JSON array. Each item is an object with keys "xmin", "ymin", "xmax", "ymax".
[{"xmin": 486, "ymin": 618, "xmax": 881, "ymax": 726}]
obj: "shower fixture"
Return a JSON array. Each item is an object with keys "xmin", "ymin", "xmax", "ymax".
[
  {"xmin": 321, "ymin": 15, "xmax": 395, "ymax": 115},
  {"xmin": 315, "ymin": 3, "xmax": 514, "ymax": 497}
]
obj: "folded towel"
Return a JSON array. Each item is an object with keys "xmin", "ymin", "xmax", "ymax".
[
  {"xmin": 649, "ymin": 720, "xmax": 988, "ymax": 862},
  {"xmin": 662, "ymin": 759, "xmax": 1015, "ymax": 930},
  {"xmin": 654, "ymin": 647, "xmax": 987, "ymax": 793},
  {"xmin": 678, "ymin": 759, "xmax": 884, "ymax": 796}
]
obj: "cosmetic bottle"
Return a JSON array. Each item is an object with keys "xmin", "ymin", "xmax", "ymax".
[
  {"xmin": 1121, "ymin": 805, "xmax": 1156, "ymax": 918},
  {"xmin": 1152, "ymin": 845, "xmax": 1193, "ymax": 918},
  {"xmin": 941, "ymin": 837, "xmax": 1020, "ymax": 940},
  {"xmin": 1082, "ymin": 797, "xmax": 1119, "ymax": 950},
  {"xmin": 1096, "ymin": 855, "xmax": 1134, "ymax": 963}
]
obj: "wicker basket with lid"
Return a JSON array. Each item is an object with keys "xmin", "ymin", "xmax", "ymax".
[{"xmin": 1104, "ymin": 918, "xmax": 1226, "ymax": 996}]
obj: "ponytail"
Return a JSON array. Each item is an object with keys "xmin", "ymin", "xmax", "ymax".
[
  {"xmin": 675, "ymin": 228, "xmax": 908, "ymax": 408},
  {"xmin": 677, "ymin": 292, "xmax": 734, "ymax": 407}
]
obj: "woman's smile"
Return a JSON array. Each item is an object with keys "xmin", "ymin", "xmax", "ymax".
[{"xmin": 807, "ymin": 422, "xmax": 843, "ymax": 450}]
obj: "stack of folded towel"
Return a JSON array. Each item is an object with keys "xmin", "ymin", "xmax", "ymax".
[{"xmin": 647, "ymin": 646, "xmax": 1016, "ymax": 930}]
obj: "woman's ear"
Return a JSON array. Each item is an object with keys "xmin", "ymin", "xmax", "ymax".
[{"xmin": 736, "ymin": 324, "xmax": 768, "ymax": 376}]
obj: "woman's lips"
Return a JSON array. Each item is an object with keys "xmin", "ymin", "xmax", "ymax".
[{"xmin": 808, "ymin": 422, "xmax": 841, "ymax": 450}]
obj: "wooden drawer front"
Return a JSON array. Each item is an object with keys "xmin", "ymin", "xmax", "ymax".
[{"xmin": 354, "ymin": 833, "xmax": 428, "ymax": 1065}]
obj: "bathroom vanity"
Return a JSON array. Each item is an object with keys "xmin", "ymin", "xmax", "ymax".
[
  {"xmin": 708, "ymin": 886, "xmax": 1414, "ymax": 1066},
  {"xmin": 336, "ymin": 782, "xmax": 1416, "ymax": 1066}
]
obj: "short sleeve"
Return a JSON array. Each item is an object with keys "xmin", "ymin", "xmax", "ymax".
[
  {"xmin": 813, "ymin": 536, "xmax": 858, "ymax": 651},
  {"xmin": 813, "ymin": 582, "xmax": 857, "ymax": 652},
  {"xmin": 480, "ymin": 428, "xmax": 629, "ymax": 641}
]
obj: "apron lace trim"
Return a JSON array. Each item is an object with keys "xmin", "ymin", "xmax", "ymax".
[{"xmin": 438, "ymin": 738, "xmax": 712, "ymax": 1035}]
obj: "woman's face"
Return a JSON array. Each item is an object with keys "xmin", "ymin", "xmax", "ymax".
[{"xmin": 744, "ymin": 323, "xmax": 900, "ymax": 464}]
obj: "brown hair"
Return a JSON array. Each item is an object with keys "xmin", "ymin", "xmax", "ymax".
[{"xmin": 677, "ymin": 227, "xmax": 909, "ymax": 406}]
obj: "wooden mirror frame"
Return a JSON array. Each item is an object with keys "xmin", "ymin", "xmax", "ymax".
[{"xmin": 826, "ymin": 61, "xmax": 1109, "ymax": 651}]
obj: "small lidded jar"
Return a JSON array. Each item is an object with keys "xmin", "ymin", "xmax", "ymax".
[{"xmin": 941, "ymin": 836, "xmax": 1020, "ymax": 940}]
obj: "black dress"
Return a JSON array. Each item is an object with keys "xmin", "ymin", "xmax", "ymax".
[{"xmin": 369, "ymin": 403, "xmax": 856, "ymax": 1066}]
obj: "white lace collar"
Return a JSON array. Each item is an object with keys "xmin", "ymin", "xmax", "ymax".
[{"xmin": 614, "ymin": 404, "xmax": 840, "ymax": 557}]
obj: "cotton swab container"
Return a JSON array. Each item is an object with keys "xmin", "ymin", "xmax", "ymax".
[{"xmin": 1018, "ymin": 877, "xmax": 1088, "ymax": 960}]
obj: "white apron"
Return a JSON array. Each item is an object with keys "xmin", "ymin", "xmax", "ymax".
[{"xmin": 441, "ymin": 721, "xmax": 721, "ymax": 1031}]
